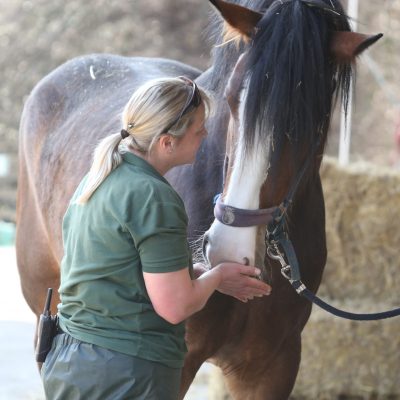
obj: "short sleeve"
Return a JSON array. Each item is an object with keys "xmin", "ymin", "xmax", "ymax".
[{"xmin": 126, "ymin": 201, "xmax": 190, "ymax": 273}]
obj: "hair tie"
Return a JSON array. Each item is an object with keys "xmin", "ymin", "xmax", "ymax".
[{"xmin": 120, "ymin": 129, "xmax": 130, "ymax": 139}]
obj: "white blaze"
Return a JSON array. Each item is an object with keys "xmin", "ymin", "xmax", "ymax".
[{"xmin": 206, "ymin": 86, "xmax": 271, "ymax": 267}]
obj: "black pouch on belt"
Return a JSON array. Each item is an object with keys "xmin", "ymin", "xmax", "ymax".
[{"xmin": 35, "ymin": 288, "xmax": 58, "ymax": 363}]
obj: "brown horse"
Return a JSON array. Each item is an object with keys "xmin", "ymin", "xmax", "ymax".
[{"xmin": 16, "ymin": 0, "xmax": 381, "ymax": 398}]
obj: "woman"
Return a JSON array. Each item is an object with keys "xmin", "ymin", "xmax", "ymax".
[{"xmin": 41, "ymin": 76, "xmax": 271, "ymax": 399}]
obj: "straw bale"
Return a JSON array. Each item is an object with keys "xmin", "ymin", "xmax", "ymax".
[
  {"xmin": 293, "ymin": 301, "xmax": 400, "ymax": 399},
  {"xmin": 319, "ymin": 157, "xmax": 400, "ymax": 303}
]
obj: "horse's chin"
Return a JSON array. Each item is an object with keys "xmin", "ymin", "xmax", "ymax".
[{"xmin": 204, "ymin": 222, "xmax": 266, "ymax": 269}]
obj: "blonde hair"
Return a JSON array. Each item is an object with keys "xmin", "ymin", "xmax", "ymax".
[{"xmin": 76, "ymin": 77, "xmax": 211, "ymax": 204}]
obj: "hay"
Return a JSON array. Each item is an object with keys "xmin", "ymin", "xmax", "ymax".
[
  {"xmin": 319, "ymin": 156, "xmax": 400, "ymax": 303},
  {"xmin": 293, "ymin": 302, "xmax": 400, "ymax": 399},
  {"xmin": 209, "ymin": 157, "xmax": 400, "ymax": 399},
  {"xmin": 292, "ymin": 157, "xmax": 400, "ymax": 399}
]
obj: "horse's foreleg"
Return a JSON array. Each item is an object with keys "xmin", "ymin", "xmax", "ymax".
[
  {"xmin": 179, "ymin": 351, "xmax": 208, "ymax": 400},
  {"xmin": 222, "ymin": 334, "xmax": 302, "ymax": 400}
]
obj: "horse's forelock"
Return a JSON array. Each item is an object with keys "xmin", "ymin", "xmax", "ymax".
[{"xmin": 242, "ymin": 0, "xmax": 352, "ymax": 171}]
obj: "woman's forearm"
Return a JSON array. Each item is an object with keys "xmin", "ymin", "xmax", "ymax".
[
  {"xmin": 181, "ymin": 267, "xmax": 223, "ymax": 318},
  {"xmin": 143, "ymin": 263, "xmax": 270, "ymax": 325},
  {"xmin": 143, "ymin": 266, "xmax": 222, "ymax": 324}
]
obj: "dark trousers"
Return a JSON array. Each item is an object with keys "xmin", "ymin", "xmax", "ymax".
[{"xmin": 41, "ymin": 333, "xmax": 182, "ymax": 400}]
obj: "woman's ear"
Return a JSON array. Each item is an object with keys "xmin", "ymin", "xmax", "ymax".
[{"xmin": 159, "ymin": 134, "xmax": 175, "ymax": 154}]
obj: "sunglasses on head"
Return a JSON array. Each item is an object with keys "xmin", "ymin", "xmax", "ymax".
[{"xmin": 163, "ymin": 76, "xmax": 202, "ymax": 133}]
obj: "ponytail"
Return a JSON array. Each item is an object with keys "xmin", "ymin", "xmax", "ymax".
[
  {"xmin": 75, "ymin": 76, "xmax": 212, "ymax": 204},
  {"xmin": 75, "ymin": 132, "xmax": 123, "ymax": 204}
]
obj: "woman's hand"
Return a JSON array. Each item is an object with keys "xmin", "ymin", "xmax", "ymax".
[
  {"xmin": 193, "ymin": 263, "xmax": 209, "ymax": 279},
  {"xmin": 214, "ymin": 262, "xmax": 271, "ymax": 302}
]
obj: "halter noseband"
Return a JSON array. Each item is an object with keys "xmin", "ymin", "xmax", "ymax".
[{"xmin": 213, "ymin": 195, "xmax": 281, "ymax": 227}]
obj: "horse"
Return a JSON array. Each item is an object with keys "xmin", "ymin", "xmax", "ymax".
[{"xmin": 16, "ymin": 0, "xmax": 382, "ymax": 398}]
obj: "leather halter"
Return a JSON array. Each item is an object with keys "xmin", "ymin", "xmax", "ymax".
[{"xmin": 214, "ymin": 195, "xmax": 279, "ymax": 227}]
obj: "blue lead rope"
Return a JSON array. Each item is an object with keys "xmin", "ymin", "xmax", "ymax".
[
  {"xmin": 294, "ymin": 282, "xmax": 400, "ymax": 321},
  {"xmin": 267, "ymin": 221, "xmax": 400, "ymax": 321},
  {"xmin": 274, "ymin": 233, "xmax": 400, "ymax": 321}
]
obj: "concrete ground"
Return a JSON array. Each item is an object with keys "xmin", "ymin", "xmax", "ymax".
[
  {"xmin": 0, "ymin": 247, "xmax": 43, "ymax": 400},
  {"xmin": 0, "ymin": 247, "xmax": 211, "ymax": 400}
]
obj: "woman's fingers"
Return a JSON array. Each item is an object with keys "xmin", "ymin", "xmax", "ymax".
[
  {"xmin": 215, "ymin": 262, "xmax": 272, "ymax": 300},
  {"xmin": 241, "ymin": 274, "xmax": 271, "ymax": 294},
  {"xmin": 239, "ymin": 265, "xmax": 262, "ymax": 277}
]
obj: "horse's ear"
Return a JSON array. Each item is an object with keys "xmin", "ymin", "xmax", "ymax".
[
  {"xmin": 226, "ymin": 53, "xmax": 248, "ymax": 116},
  {"xmin": 331, "ymin": 32, "xmax": 383, "ymax": 63},
  {"xmin": 209, "ymin": 0, "xmax": 263, "ymax": 39}
]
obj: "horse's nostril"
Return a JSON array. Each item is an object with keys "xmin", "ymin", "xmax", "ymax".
[{"xmin": 202, "ymin": 233, "xmax": 209, "ymax": 259}]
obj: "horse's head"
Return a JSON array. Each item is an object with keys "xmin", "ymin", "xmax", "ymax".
[{"xmin": 204, "ymin": 0, "xmax": 382, "ymax": 268}]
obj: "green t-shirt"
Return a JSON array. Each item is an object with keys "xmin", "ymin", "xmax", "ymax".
[{"xmin": 58, "ymin": 152, "xmax": 193, "ymax": 368}]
